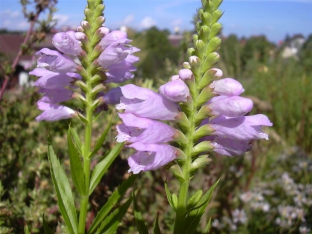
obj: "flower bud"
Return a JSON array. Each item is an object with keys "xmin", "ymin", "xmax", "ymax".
[
  {"xmin": 159, "ymin": 79, "xmax": 190, "ymax": 102},
  {"xmin": 178, "ymin": 69, "xmax": 193, "ymax": 80}
]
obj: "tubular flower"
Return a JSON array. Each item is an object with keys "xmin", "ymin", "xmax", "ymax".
[
  {"xmin": 127, "ymin": 143, "xmax": 177, "ymax": 174},
  {"xmin": 30, "ymin": 27, "xmax": 139, "ymax": 122},
  {"xmin": 116, "ymin": 113, "xmax": 176, "ymax": 144},
  {"xmin": 116, "ymin": 84, "xmax": 179, "ymax": 120}
]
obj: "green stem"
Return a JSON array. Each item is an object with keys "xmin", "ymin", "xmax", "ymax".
[
  {"xmin": 174, "ymin": 102, "xmax": 197, "ymax": 234},
  {"xmin": 78, "ymin": 61, "xmax": 93, "ymax": 234}
]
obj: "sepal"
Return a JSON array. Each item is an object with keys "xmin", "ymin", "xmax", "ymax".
[
  {"xmin": 202, "ymin": 52, "xmax": 219, "ymax": 72},
  {"xmin": 191, "ymin": 141, "xmax": 214, "ymax": 157},
  {"xmin": 187, "ymin": 48, "xmax": 196, "ymax": 57},
  {"xmin": 175, "ymin": 112, "xmax": 191, "ymax": 133},
  {"xmin": 169, "ymin": 164, "xmax": 185, "ymax": 182},
  {"xmin": 173, "ymin": 130, "xmax": 188, "ymax": 146},
  {"xmin": 193, "ymin": 124, "xmax": 214, "ymax": 142},
  {"xmin": 212, "ymin": 9, "xmax": 223, "ymax": 24},
  {"xmin": 195, "ymin": 105, "xmax": 211, "ymax": 125},
  {"xmin": 198, "ymin": 69, "xmax": 219, "ymax": 90},
  {"xmin": 196, "ymin": 85, "xmax": 215, "ymax": 108},
  {"xmin": 91, "ymin": 83, "xmax": 105, "ymax": 99},
  {"xmin": 190, "ymin": 155, "xmax": 212, "ymax": 173},
  {"xmin": 206, "ymin": 37, "xmax": 221, "ymax": 54},
  {"xmin": 210, "ymin": 23, "xmax": 222, "ymax": 39}
]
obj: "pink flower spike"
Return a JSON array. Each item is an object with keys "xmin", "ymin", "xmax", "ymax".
[
  {"xmin": 116, "ymin": 84, "xmax": 179, "ymax": 120},
  {"xmin": 116, "ymin": 113, "xmax": 175, "ymax": 143},
  {"xmin": 210, "ymin": 78, "xmax": 245, "ymax": 96},
  {"xmin": 159, "ymin": 79, "xmax": 190, "ymax": 102},
  {"xmin": 36, "ymin": 101, "xmax": 75, "ymax": 121},
  {"xmin": 207, "ymin": 96, "xmax": 253, "ymax": 117},
  {"xmin": 52, "ymin": 31, "xmax": 83, "ymax": 56},
  {"xmin": 127, "ymin": 143, "xmax": 177, "ymax": 174},
  {"xmin": 35, "ymin": 48, "xmax": 77, "ymax": 72}
]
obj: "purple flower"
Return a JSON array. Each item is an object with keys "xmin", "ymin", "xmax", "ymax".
[
  {"xmin": 30, "ymin": 68, "xmax": 77, "ymax": 89},
  {"xmin": 106, "ymin": 55, "xmax": 139, "ymax": 83},
  {"xmin": 209, "ymin": 137, "xmax": 252, "ymax": 156},
  {"xmin": 116, "ymin": 84, "xmax": 179, "ymax": 120},
  {"xmin": 159, "ymin": 79, "xmax": 190, "ymax": 102},
  {"xmin": 116, "ymin": 113, "xmax": 175, "ymax": 143},
  {"xmin": 39, "ymin": 88, "xmax": 73, "ymax": 104},
  {"xmin": 127, "ymin": 142, "xmax": 177, "ymax": 174},
  {"xmin": 35, "ymin": 48, "xmax": 77, "ymax": 72},
  {"xmin": 209, "ymin": 78, "xmax": 244, "ymax": 96},
  {"xmin": 98, "ymin": 30, "xmax": 129, "ymax": 49},
  {"xmin": 52, "ymin": 31, "xmax": 83, "ymax": 56},
  {"xmin": 207, "ymin": 96, "xmax": 253, "ymax": 117},
  {"xmin": 210, "ymin": 114, "xmax": 273, "ymax": 141},
  {"xmin": 36, "ymin": 101, "xmax": 75, "ymax": 122}
]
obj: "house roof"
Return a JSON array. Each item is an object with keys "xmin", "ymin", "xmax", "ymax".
[{"xmin": 0, "ymin": 33, "xmax": 54, "ymax": 62}]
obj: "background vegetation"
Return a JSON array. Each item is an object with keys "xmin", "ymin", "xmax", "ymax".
[{"xmin": 1, "ymin": 13, "xmax": 311, "ymax": 234}]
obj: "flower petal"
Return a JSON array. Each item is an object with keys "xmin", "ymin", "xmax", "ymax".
[
  {"xmin": 36, "ymin": 101, "xmax": 75, "ymax": 121},
  {"xmin": 127, "ymin": 143, "xmax": 177, "ymax": 174}
]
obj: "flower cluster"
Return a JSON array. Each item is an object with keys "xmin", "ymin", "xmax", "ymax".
[
  {"xmin": 30, "ymin": 27, "xmax": 139, "ymax": 121},
  {"xmin": 115, "ymin": 64, "xmax": 272, "ymax": 173},
  {"xmin": 114, "ymin": 84, "xmax": 180, "ymax": 174}
]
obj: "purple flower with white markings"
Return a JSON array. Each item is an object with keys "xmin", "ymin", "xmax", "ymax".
[
  {"xmin": 116, "ymin": 113, "xmax": 176, "ymax": 144},
  {"xmin": 36, "ymin": 101, "xmax": 76, "ymax": 122},
  {"xmin": 116, "ymin": 84, "xmax": 179, "ymax": 120},
  {"xmin": 127, "ymin": 143, "xmax": 177, "ymax": 174}
]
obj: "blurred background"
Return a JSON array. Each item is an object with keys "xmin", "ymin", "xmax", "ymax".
[{"xmin": 0, "ymin": 0, "xmax": 311, "ymax": 233}]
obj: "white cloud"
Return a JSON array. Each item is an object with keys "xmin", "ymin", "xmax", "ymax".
[
  {"xmin": 53, "ymin": 14, "xmax": 70, "ymax": 26},
  {"xmin": 140, "ymin": 17, "xmax": 156, "ymax": 29},
  {"xmin": 123, "ymin": 14, "xmax": 134, "ymax": 25},
  {"xmin": 172, "ymin": 18, "xmax": 183, "ymax": 27}
]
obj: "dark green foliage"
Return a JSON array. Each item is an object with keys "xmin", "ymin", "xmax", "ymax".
[{"xmin": 136, "ymin": 27, "xmax": 181, "ymax": 78}]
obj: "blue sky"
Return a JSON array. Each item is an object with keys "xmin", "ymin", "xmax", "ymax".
[{"xmin": 0, "ymin": 0, "xmax": 311, "ymax": 42}]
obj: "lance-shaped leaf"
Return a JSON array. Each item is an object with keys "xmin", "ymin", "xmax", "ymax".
[
  {"xmin": 87, "ymin": 175, "xmax": 138, "ymax": 234},
  {"xmin": 184, "ymin": 179, "xmax": 219, "ymax": 234},
  {"xmin": 48, "ymin": 145, "xmax": 78, "ymax": 234},
  {"xmin": 43, "ymin": 214, "xmax": 54, "ymax": 234},
  {"xmin": 204, "ymin": 217, "xmax": 212, "ymax": 234},
  {"xmin": 165, "ymin": 182, "xmax": 175, "ymax": 209},
  {"xmin": 153, "ymin": 213, "xmax": 161, "ymax": 234},
  {"xmin": 68, "ymin": 127, "xmax": 86, "ymax": 195},
  {"xmin": 133, "ymin": 192, "xmax": 149, "ymax": 234},
  {"xmin": 89, "ymin": 142, "xmax": 124, "ymax": 194},
  {"xmin": 95, "ymin": 197, "xmax": 133, "ymax": 234},
  {"xmin": 69, "ymin": 127, "xmax": 83, "ymax": 156},
  {"xmin": 24, "ymin": 225, "xmax": 31, "ymax": 234},
  {"xmin": 89, "ymin": 117, "xmax": 112, "ymax": 158}
]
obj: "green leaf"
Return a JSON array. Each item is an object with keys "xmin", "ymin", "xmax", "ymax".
[
  {"xmin": 153, "ymin": 213, "xmax": 161, "ymax": 234},
  {"xmin": 90, "ymin": 117, "xmax": 112, "ymax": 157},
  {"xmin": 43, "ymin": 215, "xmax": 54, "ymax": 234},
  {"xmin": 88, "ymin": 175, "xmax": 138, "ymax": 234},
  {"xmin": 164, "ymin": 182, "xmax": 174, "ymax": 209},
  {"xmin": 69, "ymin": 127, "xmax": 82, "ymax": 156},
  {"xmin": 89, "ymin": 142, "xmax": 124, "ymax": 194},
  {"xmin": 95, "ymin": 197, "xmax": 133, "ymax": 234},
  {"xmin": 48, "ymin": 145, "xmax": 78, "ymax": 234},
  {"xmin": 184, "ymin": 179, "xmax": 219, "ymax": 234},
  {"xmin": 172, "ymin": 193, "xmax": 178, "ymax": 211},
  {"xmin": 68, "ymin": 127, "xmax": 86, "ymax": 195},
  {"xmin": 133, "ymin": 192, "xmax": 149, "ymax": 234},
  {"xmin": 204, "ymin": 217, "xmax": 212, "ymax": 233},
  {"xmin": 187, "ymin": 190, "xmax": 203, "ymax": 211},
  {"xmin": 24, "ymin": 225, "xmax": 31, "ymax": 234}
]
